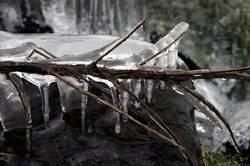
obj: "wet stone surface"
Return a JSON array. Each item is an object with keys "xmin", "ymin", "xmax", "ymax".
[
  {"xmin": 0, "ymin": 83, "xmax": 203, "ymax": 166},
  {"xmin": 213, "ymin": 101, "xmax": 250, "ymax": 161}
]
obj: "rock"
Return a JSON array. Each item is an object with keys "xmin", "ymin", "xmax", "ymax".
[
  {"xmin": 151, "ymin": 86, "xmax": 203, "ymax": 166},
  {"xmin": 195, "ymin": 117, "xmax": 214, "ymax": 150},
  {"xmin": 0, "ymin": 0, "xmax": 53, "ymax": 33},
  {"xmin": 0, "ymin": 33, "xmax": 204, "ymax": 165},
  {"xmin": 0, "ymin": 82, "xmax": 204, "ymax": 165},
  {"xmin": 213, "ymin": 101, "xmax": 250, "ymax": 157}
]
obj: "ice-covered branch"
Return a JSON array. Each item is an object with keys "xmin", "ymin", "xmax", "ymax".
[{"xmin": 0, "ymin": 61, "xmax": 249, "ymax": 81}]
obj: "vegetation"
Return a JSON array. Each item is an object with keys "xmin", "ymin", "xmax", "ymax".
[{"xmin": 207, "ymin": 152, "xmax": 246, "ymax": 166}]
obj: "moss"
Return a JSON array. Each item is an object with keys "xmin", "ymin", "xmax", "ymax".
[{"xmin": 205, "ymin": 152, "xmax": 250, "ymax": 166}]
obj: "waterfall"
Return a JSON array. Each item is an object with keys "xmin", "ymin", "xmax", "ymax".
[{"xmin": 39, "ymin": 0, "xmax": 146, "ymax": 36}]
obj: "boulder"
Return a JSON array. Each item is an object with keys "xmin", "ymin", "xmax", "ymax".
[{"xmin": 213, "ymin": 101, "xmax": 250, "ymax": 159}]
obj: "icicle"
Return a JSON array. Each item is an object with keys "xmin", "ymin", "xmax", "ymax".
[
  {"xmin": 86, "ymin": 75, "xmax": 124, "ymax": 133},
  {"xmin": 155, "ymin": 22, "xmax": 189, "ymax": 69},
  {"xmin": 160, "ymin": 81, "xmax": 166, "ymax": 90},
  {"xmin": 40, "ymin": 84, "xmax": 50, "ymax": 128},
  {"xmin": 146, "ymin": 80, "xmax": 154, "ymax": 103},
  {"xmin": 134, "ymin": 79, "xmax": 141, "ymax": 108},
  {"xmin": 57, "ymin": 76, "xmax": 81, "ymax": 113},
  {"xmin": 121, "ymin": 79, "xmax": 131, "ymax": 122},
  {"xmin": 134, "ymin": 79, "xmax": 141, "ymax": 97},
  {"xmin": 57, "ymin": 80, "xmax": 67, "ymax": 113},
  {"xmin": 81, "ymin": 76, "xmax": 89, "ymax": 133},
  {"xmin": 128, "ymin": 79, "xmax": 133, "ymax": 92},
  {"xmin": 21, "ymin": 74, "xmax": 56, "ymax": 129},
  {"xmin": 8, "ymin": 72, "xmax": 32, "ymax": 154},
  {"xmin": 121, "ymin": 90, "xmax": 129, "ymax": 122},
  {"xmin": 166, "ymin": 41, "xmax": 179, "ymax": 69},
  {"xmin": 110, "ymin": 86, "xmax": 121, "ymax": 134}
]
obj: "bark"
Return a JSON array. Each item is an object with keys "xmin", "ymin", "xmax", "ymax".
[{"xmin": 0, "ymin": 60, "xmax": 249, "ymax": 81}]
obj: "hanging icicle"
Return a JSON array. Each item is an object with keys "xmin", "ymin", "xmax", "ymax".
[
  {"xmin": 40, "ymin": 84, "xmax": 50, "ymax": 128},
  {"xmin": 121, "ymin": 90, "xmax": 129, "ymax": 122},
  {"xmin": 8, "ymin": 72, "xmax": 32, "ymax": 155},
  {"xmin": 146, "ymin": 80, "xmax": 154, "ymax": 103},
  {"xmin": 133, "ymin": 79, "xmax": 141, "ymax": 108},
  {"xmin": 110, "ymin": 86, "xmax": 121, "ymax": 134},
  {"xmin": 81, "ymin": 75, "xmax": 89, "ymax": 133}
]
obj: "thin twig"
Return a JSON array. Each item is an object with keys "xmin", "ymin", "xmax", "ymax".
[
  {"xmin": 27, "ymin": 49, "xmax": 54, "ymax": 60},
  {"xmin": 181, "ymin": 85, "xmax": 241, "ymax": 153},
  {"xmin": 139, "ymin": 31, "xmax": 186, "ymax": 65},
  {"xmin": 2, "ymin": 61, "xmax": 250, "ymax": 81},
  {"xmin": 100, "ymin": 71, "xmax": 176, "ymax": 139},
  {"xmin": 29, "ymin": 48, "xmax": 186, "ymax": 150},
  {"xmin": 94, "ymin": 20, "xmax": 145, "ymax": 65},
  {"xmin": 96, "ymin": 71, "xmax": 195, "ymax": 163},
  {"xmin": 27, "ymin": 48, "xmax": 112, "ymax": 97},
  {"xmin": 50, "ymin": 70, "xmax": 185, "ymax": 150},
  {"xmin": 28, "ymin": 49, "xmax": 193, "ymax": 163}
]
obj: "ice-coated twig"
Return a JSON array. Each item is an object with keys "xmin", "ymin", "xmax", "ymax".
[
  {"xmin": 100, "ymin": 73, "xmax": 178, "ymax": 140},
  {"xmin": 94, "ymin": 20, "xmax": 145, "ymax": 65},
  {"xmin": 27, "ymin": 48, "xmax": 57, "ymax": 60},
  {"xmin": 26, "ymin": 50, "xmax": 186, "ymax": 151},
  {"xmin": 140, "ymin": 22, "xmax": 189, "ymax": 66},
  {"xmin": 27, "ymin": 46, "xmax": 112, "ymax": 98},
  {"xmin": 49, "ymin": 70, "xmax": 185, "ymax": 151},
  {"xmin": 2, "ymin": 61, "xmax": 250, "ymax": 81},
  {"xmin": 97, "ymin": 71, "xmax": 193, "ymax": 163},
  {"xmin": 180, "ymin": 85, "xmax": 241, "ymax": 153}
]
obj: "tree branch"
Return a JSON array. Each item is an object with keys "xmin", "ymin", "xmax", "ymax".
[
  {"xmin": 0, "ymin": 61, "xmax": 250, "ymax": 81},
  {"xmin": 50, "ymin": 70, "xmax": 185, "ymax": 151}
]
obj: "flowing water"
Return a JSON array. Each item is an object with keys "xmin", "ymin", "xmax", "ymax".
[{"xmin": 40, "ymin": 0, "xmax": 146, "ymax": 36}]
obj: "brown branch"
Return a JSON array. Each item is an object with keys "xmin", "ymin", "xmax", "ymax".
[
  {"xmin": 181, "ymin": 85, "xmax": 241, "ymax": 153},
  {"xmin": 0, "ymin": 61, "xmax": 250, "ymax": 81},
  {"xmin": 49, "ymin": 70, "xmax": 185, "ymax": 151},
  {"xmin": 94, "ymin": 20, "xmax": 145, "ymax": 65},
  {"xmin": 100, "ymin": 71, "xmax": 176, "ymax": 139},
  {"xmin": 140, "ymin": 30, "xmax": 186, "ymax": 65},
  {"xmin": 27, "ymin": 48, "xmax": 56, "ymax": 60},
  {"xmin": 98, "ymin": 71, "xmax": 193, "ymax": 163},
  {"xmin": 28, "ymin": 49, "xmax": 193, "ymax": 163},
  {"xmin": 27, "ymin": 47, "xmax": 112, "ymax": 97},
  {"xmin": 28, "ymin": 49, "xmax": 190, "ymax": 159}
]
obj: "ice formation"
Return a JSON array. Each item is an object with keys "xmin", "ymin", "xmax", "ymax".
[
  {"xmin": 81, "ymin": 75, "xmax": 89, "ymax": 133},
  {"xmin": 1, "ymin": 73, "xmax": 32, "ymax": 153},
  {"xmin": 0, "ymin": 74, "xmax": 30, "ymax": 131},
  {"xmin": 121, "ymin": 88, "xmax": 129, "ymax": 122},
  {"xmin": 0, "ymin": 22, "xmax": 189, "ymax": 143},
  {"xmin": 88, "ymin": 75, "xmax": 122, "ymax": 134},
  {"xmin": 9, "ymin": 72, "xmax": 56, "ymax": 128}
]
